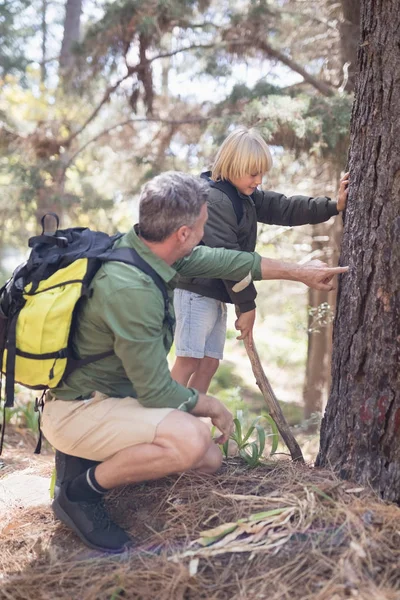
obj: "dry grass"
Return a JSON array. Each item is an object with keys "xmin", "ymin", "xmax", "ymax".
[{"xmin": 0, "ymin": 458, "xmax": 399, "ymax": 600}]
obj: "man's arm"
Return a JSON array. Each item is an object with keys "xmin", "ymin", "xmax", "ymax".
[
  {"xmin": 259, "ymin": 257, "xmax": 348, "ymax": 291},
  {"xmin": 175, "ymin": 246, "xmax": 348, "ymax": 292},
  {"xmin": 101, "ymin": 286, "xmax": 198, "ymax": 409}
]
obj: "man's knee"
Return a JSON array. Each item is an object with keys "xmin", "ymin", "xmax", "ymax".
[{"xmin": 156, "ymin": 413, "xmax": 212, "ymax": 472}]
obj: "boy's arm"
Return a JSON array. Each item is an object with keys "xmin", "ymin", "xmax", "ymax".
[
  {"xmin": 253, "ymin": 188, "xmax": 338, "ymax": 226},
  {"xmin": 253, "ymin": 172, "xmax": 349, "ymax": 226}
]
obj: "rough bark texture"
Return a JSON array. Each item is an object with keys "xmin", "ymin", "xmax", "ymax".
[{"xmin": 317, "ymin": 0, "xmax": 400, "ymax": 503}]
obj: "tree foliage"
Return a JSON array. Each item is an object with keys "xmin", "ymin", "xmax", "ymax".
[{"xmin": 0, "ymin": 0, "xmax": 353, "ymax": 256}]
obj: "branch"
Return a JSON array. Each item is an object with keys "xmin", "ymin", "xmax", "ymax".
[
  {"xmin": 65, "ymin": 36, "xmax": 334, "ymax": 148},
  {"xmin": 64, "ymin": 116, "xmax": 210, "ymax": 169},
  {"xmin": 148, "ymin": 43, "xmax": 218, "ymax": 63},
  {"xmin": 65, "ymin": 66, "xmax": 140, "ymax": 145},
  {"xmin": 65, "ymin": 43, "xmax": 220, "ymax": 145},
  {"xmin": 277, "ymin": 9, "xmax": 339, "ymax": 31},
  {"xmin": 236, "ymin": 307, "xmax": 305, "ymax": 463},
  {"xmin": 256, "ymin": 40, "xmax": 335, "ymax": 97}
]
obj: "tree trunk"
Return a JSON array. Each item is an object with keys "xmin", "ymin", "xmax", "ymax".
[
  {"xmin": 303, "ymin": 225, "xmax": 331, "ymax": 424},
  {"xmin": 303, "ymin": 1, "xmax": 360, "ymax": 421},
  {"xmin": 59, "ymin": 0, "xmax": 82, "ymax": 76},
  {"xmin": 40, "ymin": 0, "xmax": 48, "ymax": 84},
  {"xmin": 317, "ymin": 0, "xmax": 400, "ymax": 503}
]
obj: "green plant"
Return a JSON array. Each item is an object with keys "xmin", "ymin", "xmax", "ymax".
[
  {"xmin": 49, "ymin": 467, "xmax": 56, "ymax": 500},
  {"xmin": 308, "ymin": 302, "xmax": 334, "ymax": 334},
  {"xmin": 222, "ymin": 412, "xmax": 280, "ymax": 468},
  {"xmin": 4, "ymin": 399, "xmax": 39, "ymax": 432}
]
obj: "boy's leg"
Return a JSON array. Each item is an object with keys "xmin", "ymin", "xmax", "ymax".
[
  {"xmin": 188, "ymin": 356, "xmax": 220, "ymax": 393},
  {"xmin": 172, "ymin": 290, "xmax": 225, "ymax": 390},
  {"xmin": 188, "ymin": 300, "xmax": 227, "ymax": 393},
  {"xmin": 171, "ymin": 356, "xmax": 200, "ymax": 386},
  {"xmin": 172, "ymin": 289, "xmax": 204, "ymax": 385}
]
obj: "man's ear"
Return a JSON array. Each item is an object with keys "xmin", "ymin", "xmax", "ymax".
[{"xmin": 176, "ymin": 225, "xmax": 190, "ymax": 243}]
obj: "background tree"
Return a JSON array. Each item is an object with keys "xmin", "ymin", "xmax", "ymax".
[
  {"xmin": 317, "ymin": 0, "xmax": 400, "ymax": 502},
  {"xmin": 301, "ymin": 0, "xmax": 360, "ymax": 424}
]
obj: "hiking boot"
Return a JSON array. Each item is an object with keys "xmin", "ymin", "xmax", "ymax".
[
  {"xmin": 54, "ymin": 451, "xmax": 100, "ymax": 498},
  {"xmin": 52, "ymin": 483, "xmax": 132, "ymax": 553}
]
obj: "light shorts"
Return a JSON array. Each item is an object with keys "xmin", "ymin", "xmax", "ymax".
[
  {"xmin": 41, "ymin": 391, "xmax": 174, "ymax": 462},
  {"xmin": 174, "ymin": 289, "xmax": 227, "ymax": 360}
]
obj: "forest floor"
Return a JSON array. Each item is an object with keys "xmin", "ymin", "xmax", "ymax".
[{"xmin": 0, "ymin": 430, "xmax": 399, "ymax": 600}]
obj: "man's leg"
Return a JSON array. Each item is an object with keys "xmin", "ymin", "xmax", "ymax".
[
  {"xmin": 187, "ymin": 356, "xmax": 220, "ymax": 393},
  {"xmin": 54, "ymin": 451, "xmax": 99, "ymax": 497},
  {"xmin": 94, "ymin": 410, "xmax": 221, "ymax": 489},
  {"xmin": 49, "ymin": 404, "xmax": 221, "ymax": 553}
]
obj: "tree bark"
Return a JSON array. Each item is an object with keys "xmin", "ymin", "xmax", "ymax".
[{"xmin": 317, "ymin": 0, "xmax": 400, "ymax": 503}]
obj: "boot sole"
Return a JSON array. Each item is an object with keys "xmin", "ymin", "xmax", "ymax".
[{"xmin": 52, "ymin": 499, "xmax": 131, "ymax": 554}]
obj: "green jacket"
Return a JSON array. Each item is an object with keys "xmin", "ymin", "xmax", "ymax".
[
  {"xmin": 177, "ymin": 174, "xmax": 339, "ymax": 312},
  {"xmin": 52, "ymin": 226, "xmax": 262, "ymax": 410}
]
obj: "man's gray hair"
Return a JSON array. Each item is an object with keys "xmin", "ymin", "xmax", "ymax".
[{"xmin": 138, "ymin": 171, "xmax": 209, "ymax": 242}]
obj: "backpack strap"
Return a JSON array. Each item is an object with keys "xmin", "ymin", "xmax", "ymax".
[
  {"xmin": 200, "ymin": 172, "xmax": 244, "ymax": 225},
  {"xmin": 4, "ymin": 312, "xmax": 18, "ymax": 408},
  {"xmin": 64, "ymin": 246, "xmax": 174, "ymax": 380},
  {"xmin": 209, "ymin": 179, "xmax": 244, "ymax": 225},
  {"xmin": 101, "ymin": 247, "xmax": 175, "ymax": 336}
]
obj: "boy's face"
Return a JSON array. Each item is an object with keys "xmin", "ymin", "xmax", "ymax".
[{"xmin": 229, "ymin": 172, "xmax": 264, "ymax": 196}]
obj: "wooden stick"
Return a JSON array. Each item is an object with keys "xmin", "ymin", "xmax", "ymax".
[{"xmin": 237, "ymin": 309, "xmax": 305, "ymax": 463}]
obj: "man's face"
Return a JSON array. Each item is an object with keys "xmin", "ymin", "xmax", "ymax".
[
  {"xmin": 229, "ymin": 172, "xmax": 264, "ymax": 196},
  {"xmin": 179, "ymin": 203, "xmax": 208, "ymax": 258}
]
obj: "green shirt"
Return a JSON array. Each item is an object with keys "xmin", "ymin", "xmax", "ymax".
[{"xmin": 53, "ymin": 227, "xmax": 262, "ymax": 409}]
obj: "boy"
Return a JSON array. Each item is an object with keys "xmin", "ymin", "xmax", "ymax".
[{"xmin": 172, "ymin": 127, "xmax": 349, "ymax": 393}]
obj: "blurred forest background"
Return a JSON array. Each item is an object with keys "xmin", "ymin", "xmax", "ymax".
[{"xmin": 0, "ymin": 0, "xmax": 359, "ymax": 456}]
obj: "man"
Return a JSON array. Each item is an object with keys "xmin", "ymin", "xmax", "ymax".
[{"xmin": 42, "ymin": 172, "xmax": 348, "ymax": 553}]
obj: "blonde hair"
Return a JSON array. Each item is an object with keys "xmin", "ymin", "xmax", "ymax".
[{"xmin": 211, "ymin": 127, "xmax": 273, "ymax": 182}]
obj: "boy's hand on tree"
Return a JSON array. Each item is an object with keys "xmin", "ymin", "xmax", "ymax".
[
  {"xmin": 337, "ymin": 171, "xmax": 350, "ymax": 211},
  {"xmin": 235, "ymin": 308, "xmax": 256, "ymax": 340}
]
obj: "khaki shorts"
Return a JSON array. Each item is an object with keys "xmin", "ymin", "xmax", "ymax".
[{"xmin": 41, "ymin": 392, "xmax": 174, "ymax": 462}]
